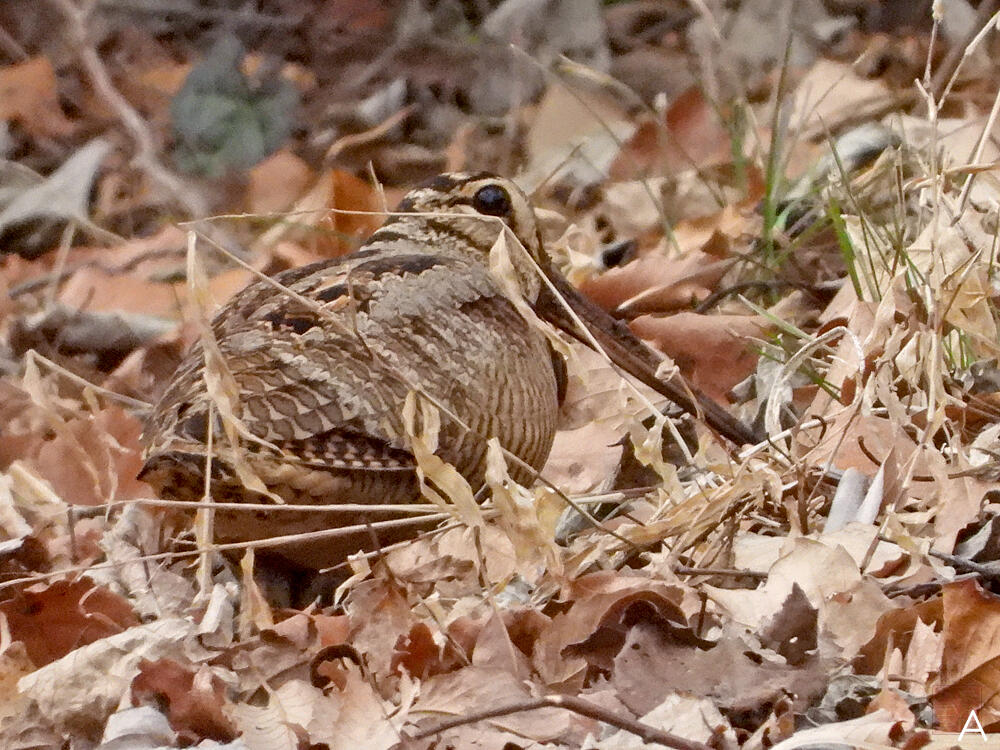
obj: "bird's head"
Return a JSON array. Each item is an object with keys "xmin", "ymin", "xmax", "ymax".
[{"xmin": 388, "ymin": 172, "xmax": 550, "ymax": 298}]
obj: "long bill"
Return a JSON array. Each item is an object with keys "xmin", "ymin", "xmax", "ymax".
[{"xmin": 535, "ymin": 267, "xmax": 762, "ymax": 447}]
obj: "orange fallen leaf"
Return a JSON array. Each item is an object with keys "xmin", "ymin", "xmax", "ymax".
[
  {"xmin": 391, "ymin": 621, "xmax": 441, "ymax": 679},
  {"xmin": 317, "ymin": 169, "xmax": 383, "ymax": 257},
  {"xmin": 247, "ymin": 149, "xmax": 314, "ymax": 214},
  {"xmin": 0, "ymin": 57, "xmax": 74, "ymax": 139},
  {"xmin": 29, "ymin": 405, "xmax": 149, "ymax": 508},
  {"xmin": 629, "ymin": 312, "xmax": 770, "ymax": 402},
  {"xmin": 131, "ymin": 658, "xmax": 237, "ymax": 743},
  {"xmin": 0, "ymin": 579, "xmax": 139, "ymax": 667},
  {"xmin": 932, "ymin": 579, "xmax": 1000, "ymax": 731},
  {"xmin": 58, "ymin": 264, "xmax": 250, "ymax": 318},
  {"xmin": 579, "ymin": 253, "xmax": 712, "ymax": 313},
  {"xmin": 610, "ymin": 87, "xmax": 734, "ymax": 180}
]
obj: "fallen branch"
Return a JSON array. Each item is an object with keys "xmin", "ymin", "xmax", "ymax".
[{"xmin": 408, "ymin": 694, "xmax": 714, "ymax": 750}]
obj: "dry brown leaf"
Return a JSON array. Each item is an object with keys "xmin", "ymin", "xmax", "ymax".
[
  {"xmin": 0, "ymin": 57, "xmax": 74, "ymax": 139},
  {"xmin": 759, "ymin": 584, "xmax": 818, "ymax": 666},
  {"xmin": 899, "ymin": 616, "xmax": 944, "ymax": 699},
  {"xmin": 931, "ymin": 579, "xmax": 1000, "ymax": 730},
  {"xmin": 383, "ymin": 524, "xmax": 518, "ymax": 595},
  {"xmin": 610, "ymin": 87, "xmax": 734, "ymax": 180},
  {"xmin": 134, "ymin": 61, "xmax": 191, "ymax": 98},
  {"xmin": 579, "ymin": 254, "xmax": 698, "ymax": 313},
  {"xmin": 232, "ymin": 676, "xmax": 372, "ymax": 749},
  {"xmin": 603, "ymin": 691, "xmax": 736, "ymax": 749},
  {"xmin": 391, "ymin": 621, "xmax": 442, "ymax": 680},
  {"xmin": 906, "ymin": 217, "xmax": 1000, "ymax": 354},
  {"xmin": 868, "ymin": 687, "xmax": 918, "ymax": 724},
  {"xmin": 344, "ymin": 578, "xmax": 420, "ymax": 679},
  {"xmin": 304, "ymin": 168, "xmax": 383, "ymax": 258},
  {"xmin": 471, "ymin": 610, "xmax": 532, "ymax": 681},
  {"xmin": 246, "ymin": 149, "xmax": 314, "ymax": 214},
  {"xmin": 0, "ymin": 381, "xmax": 46, "ymax": 469},
  {"xmin": 520, "ymin": 82, "xmax": 634, "ymax": 191},
  {"xmin": 533, "ymin": 572, "xmax": 689, "ymax": 688},
  {"xmin": 707, "ymin": 536, "xmax": 892, "ymax": 661},
  {"xmin": 58, "ymin": 264, "xmax": 250, "ymax": 318},
  {"xmin": 409, "ymin": 665, "xmax": 571, "ymax": 742},
  {"xmin": 671, "ymin": 202, "xmax": 763, "ymax": 255},
  {"xmin": 271, "ymin": 611, "xmax": 351, "ymax": 649},
  {"xmin": 541, "ymin": 421, "xmax": 623, "ymax": 494},
  {"xmin": 822, "ymin": 577, "xmax": 900, "ymax": 662},
  {"xmin": 617, "ymin": 258, "xmax": 734, "ymax": 316},
  {"xmin": 629, "ymin": 312, "xmax": 769, "ymax": 401},
  {"xmin": 787, "ymin": 59, "xmax": 892, "ymax": 142},
  {"xmin": 17, "ymin": 617, "xmax": 196, "ymax": 738},
  {"xmin": 104, "ymin": 327, "xmax": 188, "ymax": 399},
  {"xmin": 611, "ymin": 622, "xmax": 803, "ymax": 718},
  {"xmin": 310, "ymin": 664, "xmax": 400, "ymax": 749},
  {"xmin": 48, "ymin": 224, "xmax": 185, "ymax": 273},
  {"xmin": 0, "ymin": 642, "xmax": 35, "ymax": 729},
  {"xmin": 130, "ymin": 658, "xmax": 237, "ymax": 743},
  {"xmin": 580, "ymin": 250, "xmax": 732, "ymax": 315},
  {"xmin": 818, "ymin": 525, "xmax": 917, "ymax": 584},
  {"xmin": 485, "ymin": 438, "xmax": 562, "ymax": 578},
  {"xmin": 766, "ymin": 710, "xmax": 909, "ymax": 750},
  {"xmin": 27, "ymin": 405, "xmax": 149, "ymax": 508},
  {"xmin": 855, "ymin": 598, "xmax": 944, "ymax": 676},
  {"xmin": 0, "ymin": 578, "xmax": 138, "ymax": 667}
]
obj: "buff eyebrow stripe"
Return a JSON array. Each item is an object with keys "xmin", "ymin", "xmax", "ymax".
[{"xmin": 424, "ymin": 174, "xmax": 464, "ymax": 192}]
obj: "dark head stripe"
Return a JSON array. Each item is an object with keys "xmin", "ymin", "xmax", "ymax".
[
  {"xmin": 423, "ymin": 174, "xmax": 465, "ymax": 193},
  {"xmin": 416, "ymin": 171, "xmax": 500, "ymax": 195}
]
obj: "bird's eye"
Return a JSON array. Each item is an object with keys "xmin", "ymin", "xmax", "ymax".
[{"xmin": 472, "ymin": 184, "xmax": 512, "ymax": 217}]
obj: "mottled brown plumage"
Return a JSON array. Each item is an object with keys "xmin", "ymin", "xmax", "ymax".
[{"xmin": 140, "ymin": 172, "xmax": 756, "ymax": 570}]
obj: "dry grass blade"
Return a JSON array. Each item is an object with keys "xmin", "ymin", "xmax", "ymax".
[{"xmin": 184, "ymin": 231, "xmax": 281, "ymax": 502}]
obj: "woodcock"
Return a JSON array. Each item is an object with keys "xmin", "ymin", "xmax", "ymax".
[{"xmin": 140, "ymin": 173, "xmax": 758, "ymax": 570}]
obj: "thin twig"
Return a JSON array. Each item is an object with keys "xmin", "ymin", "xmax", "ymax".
[
  {"xmin": 408, "ymin": 694, "xmax": 713, "ymax": 750},
  {"xmin": 49, "ymin": 0, "xmax": 217, "ymax": 226},
  {"xmin": 101, "ymin": 498, "xmax": 448, "ymax": 514},
  {"xmin": 44, "ymin": 221, "xmax": 78, "ymax": 311},
  {"xmin": 96, "ymin": 0, "xmax": 301, "ymax": 28},
  {"xmin": 674, "ymin": 564, "xmax": 767, "ymax": 580},
  {"xmin": 921, "ymin": 547, "xmax": 1000, "ymax": 582},
  {"xmin": 693, "ymin": 279, "xmax": 797, "ymax": 314},
  {"xmin": 324, "ymin": 105, "xmax": 416, "ymax": 162},
  {"xmin": 0, "ymin": 512, "xmax": 453, "ymax": 592},
  {"xmin": 930, "ymin": 1, "xmax": 1000, "ymax": 103},
  {"xmin": 25, "ymin": 350, "xmax": 151, "ymax": 411}
]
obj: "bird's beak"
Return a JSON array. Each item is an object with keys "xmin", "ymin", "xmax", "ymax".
[{"xmin": 534, "ymin": 266, "xmax": 761, "ymax": 447}]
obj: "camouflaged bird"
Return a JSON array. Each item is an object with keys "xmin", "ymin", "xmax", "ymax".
[{"xmin": 140, "ymin": 173, "xmax": 757, "ymax": 570}]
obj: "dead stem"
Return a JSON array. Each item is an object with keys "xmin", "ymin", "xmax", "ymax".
[{"xmin": 408, "ymin": 693, "xmax": 713, "ymax": 750}]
